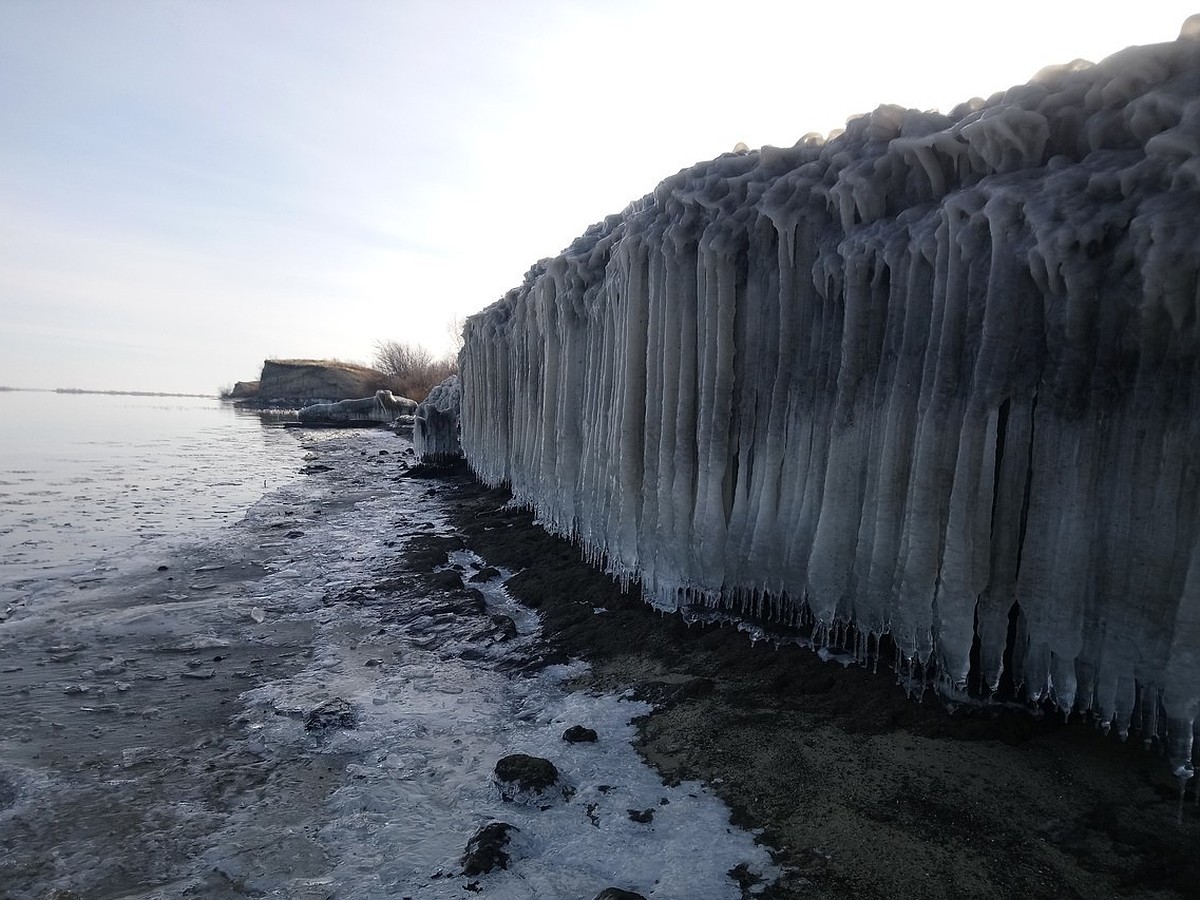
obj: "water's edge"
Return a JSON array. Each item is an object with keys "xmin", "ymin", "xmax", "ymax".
[{"xmin": 0, "ymin": 429, "xmax": 774, "ymax": 900}]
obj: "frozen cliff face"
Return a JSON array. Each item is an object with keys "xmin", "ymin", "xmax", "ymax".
[
  {"xmin": 460, "ymin": 32, "xmax": 1200, "ymax": 780},
  {"xmin": 415, "ymin": 375, "xmax": 463, "ymax": 463}
]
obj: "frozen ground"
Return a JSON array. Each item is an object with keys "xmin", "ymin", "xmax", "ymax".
[{"xmin": 0, "ymin": 429, "xmax": 775, "ymax": 899}]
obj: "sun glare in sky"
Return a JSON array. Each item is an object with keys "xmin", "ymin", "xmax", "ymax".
[{"xmin": 0, "ymin": 0, "xmax": 1194, "ymax": 393}]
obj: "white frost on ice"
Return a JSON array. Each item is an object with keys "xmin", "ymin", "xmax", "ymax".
[
  {"xmin": 230, "ymin": 547, "xmax": 775, "ymax": 899},
  {"xmin": 414, "ymin": 375, "xmax": 463, "ymax": 463},
  {"xmin": 460, "ymin": 32, "xmax": 1200, "ymax": 779}
]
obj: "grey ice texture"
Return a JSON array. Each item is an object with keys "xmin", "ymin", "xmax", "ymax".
[
  {"xmin": 415, "ymin": 375, "xmax": 463, "ymax": 462},
  {"xmin": 298, "ymin": 390, "xmax": 418, "ymax": 425},
  {"xmin": 460, "ymin": 32, "xmax": 1200, "ymax": 778}
]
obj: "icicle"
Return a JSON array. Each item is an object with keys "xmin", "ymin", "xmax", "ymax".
[{"xmin": 456, "ymin": 31, "xmax": 1200, "ymax": 780}]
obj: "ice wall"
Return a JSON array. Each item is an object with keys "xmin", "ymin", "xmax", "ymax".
[{"xmin": 460, "ymin": 31, "xmax": 1200, "ymax": 777}]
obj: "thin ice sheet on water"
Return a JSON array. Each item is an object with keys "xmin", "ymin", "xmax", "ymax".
[{"xmin": 0, "ymin": 430, "xmax": 774, "ymax": 898}]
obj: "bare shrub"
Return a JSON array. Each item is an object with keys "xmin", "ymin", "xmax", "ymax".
[{"xmin": 372, "ymin": 340, "xmax": 457, "ymax": 402}]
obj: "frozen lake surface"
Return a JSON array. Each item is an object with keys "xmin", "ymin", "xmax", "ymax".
[
  {"xmin": 0, "ymin": 401, "xmax": 775, "ymax": 898},
  {"xmin": 0, "ymin": 391, "xmax": 308, "ymax": 610}
]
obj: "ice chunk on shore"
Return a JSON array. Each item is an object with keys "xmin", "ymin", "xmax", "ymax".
[{"xmin": 415, "ymin": 375, "xmax": 463, "ymax": 463}]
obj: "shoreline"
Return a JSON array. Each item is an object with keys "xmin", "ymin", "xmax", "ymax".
[
  {"xmin": 2, "ymin": 431, "xmax": 778, "ymax": 899},
  {"xmin": 3, "ymin": 427, "xmax": 1196, "ymax": 899},
  {"xmin": 434, "ymin": 468, "xmax": 1200, "ymax": 899}
]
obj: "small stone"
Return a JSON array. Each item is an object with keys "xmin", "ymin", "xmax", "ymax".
[
  {"xmin": 594, "ymin": 890, "xmax": 647, "ymax": 900},
  {"xmin": 562, "ymin": 725, "xmax": 598, "ymax": 744},
  {"xmin": 461, "ymin": 821, "xmax": 518, "ymax": 875},
  {"xmin": 494, "ymin": 754, "xmax": 558, "ymax": 793},
  {"xmin": 627, "ymin": 808, "xmax": 654, "ymax": 824},
  {"xmin": 304, "ymin": 698, "xmax": 358, "ymax": 732}
]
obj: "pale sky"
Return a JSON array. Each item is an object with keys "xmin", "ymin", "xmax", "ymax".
[{"xmin": 0, "ymin": 0, "xmax": 1194, "ymax": 394}]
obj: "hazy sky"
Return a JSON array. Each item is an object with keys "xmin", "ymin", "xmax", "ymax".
[{"xmin": 1, "ymin": 1, "xmax": 1194, "ymax": 393}]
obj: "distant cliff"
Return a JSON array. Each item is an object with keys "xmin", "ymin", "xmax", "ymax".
[
  {"xmin": 224, "ymin": 380, "xmax": 260, "ymax": 400},
  {"xmin": 248, "ymin": 359, "xmax": 389, "ymax": 406},
  {"xmin": 461, "ymin": 30, "xmax": 1200, "ymax": 778}
]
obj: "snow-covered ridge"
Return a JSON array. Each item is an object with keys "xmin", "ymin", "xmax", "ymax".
[{"xmin": 460, "ymin": 31, "xmax": 1200, "ymax": 779}]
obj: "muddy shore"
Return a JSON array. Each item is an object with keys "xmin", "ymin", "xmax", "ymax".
[{"xmin": 419, "ymin": 466, "xmax": 1200, "ymax": 900}]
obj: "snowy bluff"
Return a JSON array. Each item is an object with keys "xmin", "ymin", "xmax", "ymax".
[{"xmin": 458, "ymin": 31, "xmax": 1200, "ymax": 780}]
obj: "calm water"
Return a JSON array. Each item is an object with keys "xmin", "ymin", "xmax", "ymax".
[{"xmin": 0, "ymin": 390, "xmax": 306, "ymax": 607}]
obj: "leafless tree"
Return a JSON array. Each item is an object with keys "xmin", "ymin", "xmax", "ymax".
[{"xmin": 372, "ymin": 340, "xmax": 456, "ymax": 402}]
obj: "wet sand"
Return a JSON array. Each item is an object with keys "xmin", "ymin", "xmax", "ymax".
[{"xmin": 435, "ymin": 468, "xmax": 1200, "ymax": 900}]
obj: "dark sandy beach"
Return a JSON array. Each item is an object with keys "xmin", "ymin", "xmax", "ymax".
[{"xmin": 423, "ymin": 466, "xmax": 1200, "ymax": 900}]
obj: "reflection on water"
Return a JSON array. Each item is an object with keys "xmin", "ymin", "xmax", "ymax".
[{"xmin": 0, "ymin": 391, "xmax": 307, "ymax": 605}]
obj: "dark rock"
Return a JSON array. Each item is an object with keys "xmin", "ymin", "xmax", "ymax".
[
  {"xmin": 428, "ymin": 570, "xmax": 466, "ymax": 591},
  {"xmin": 461, "ymin": 821, "xmax": 518, "ymax": 876},
  {"xmin": 562, "ymin": 725, "xmax": 598, "ymax": 743},
  {"xmin": 300, "ymin": 464, "xmax": 332, "ymax": 474},
  {"xmin": 627, "ymin": 808, "xmax": 654, "ymax": 824},
  {"xmin": 469, "ymin": 567, "xmax": 501, "ymax": 583},
  {"xmin": 729, "ymin": 863, "xmax": 762, "ymax": 892},
  {"xmin": 431, "ymin": 591, "xmax": 487, "ymax": 616},
  {"xmin": 488, "ymin": 614, "xmax": 518, "ymax": 642},
  {"xmin": 286, "ymin": 530, "xmax": 305, "ymax": 539},
  {"xmin": 304, "ymin": 698, "xmax": 358, "ymax": 731},
  {"xmin": 494, "ymin": 753, "xmax": 559, "ymax": 793},
  {"xmin": 594, "ymin": 890, "xmax": 646, "ymax": 900},
  {"xmin": 157, "ymin": 565, "xmax": 169, "ymax": 571}
]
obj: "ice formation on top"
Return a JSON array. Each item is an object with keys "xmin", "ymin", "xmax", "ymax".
[{"xmin": 459, "ymin": 31, "xmax": 1200, "ymax": 779}]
